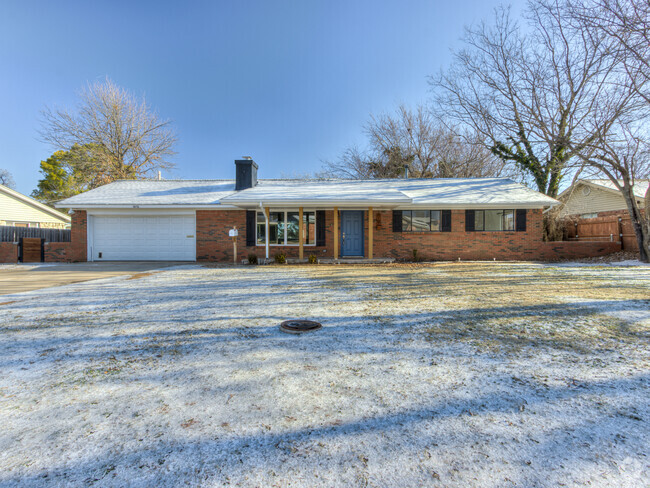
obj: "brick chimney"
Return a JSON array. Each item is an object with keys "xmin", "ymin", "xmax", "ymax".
[{"xmin": 235, "ymin": 157, "xmax": 258, "ymax": 191}]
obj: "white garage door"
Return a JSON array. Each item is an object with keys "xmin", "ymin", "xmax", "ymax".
[{"xmin": 91, "ymin": 215, "xmax": 196, "ymax": 261}]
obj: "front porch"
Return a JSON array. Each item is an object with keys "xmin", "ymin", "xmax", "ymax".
[{"xmin": 255, "ymin": 206, "xmax": 380, "ymax": 261}]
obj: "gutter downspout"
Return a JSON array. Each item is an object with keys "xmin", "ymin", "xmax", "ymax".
[
  {"xmin": 543, "ymin": 202, "xmax": 560, "ymax": 214},
  {"xmin": 260, "ymin": 202, "xmax": 269, "ymax": 260}
]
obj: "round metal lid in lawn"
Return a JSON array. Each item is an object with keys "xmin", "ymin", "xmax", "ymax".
[{"xmin": 279, "ymin": 319, "xmax": 322, "ymax": 334}]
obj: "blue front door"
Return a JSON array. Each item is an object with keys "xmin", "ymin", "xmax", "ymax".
[{"xmin": 341, "ymin": 211, "xmax": 364, "ymax": 256}]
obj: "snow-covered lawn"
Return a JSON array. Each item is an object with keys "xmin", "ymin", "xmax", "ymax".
[{"xmin": 0, "ymin": 262, "xmax": 648, "ymax": 487}]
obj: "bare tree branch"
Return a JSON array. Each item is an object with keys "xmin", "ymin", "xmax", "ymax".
[
  {"xmin": 320, "ymin": 104, "xmax": 514, "ymax": 179},
  {"xmin": 40, "ymin": 78, "xmax": 177, "ymax": 185},
  {"xmin": 430, "ymin": 1, "xmax": 636, "ymax": 197}
]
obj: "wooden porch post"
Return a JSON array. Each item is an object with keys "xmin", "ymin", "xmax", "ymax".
[
  {"xmin": 368, "ymin": 207, "xmax": 373, "ymax": 259},
  {"xmin": 264, "ymin": 207, "xmax": 270, "ymax": 260},
  {"xmin": 333, "ymin": 207, "xmax": 339, "ymax": 259},
  {"xmin": 298, "ymin": 207, "xmax": 304, "ymax": 260}
]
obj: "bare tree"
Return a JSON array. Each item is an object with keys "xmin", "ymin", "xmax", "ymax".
[
  {"xmin": 40, "ymin": 78, "xmax": 176, "ymax": 183},
  {"xmin": 563, "ymin": 0, "xmax": 650, "ymax": 261},
  {"xmin": 320, "ymin": 104, "xmax": 512, "ymax": 179},
  {"xmin": 573, "ymin": 120, "xmax": 650, "ymax": 261},
  {"xmin": 430, "ymin": 2, "xmax": 635, "ymax": 197},
  {"xmin": 569, "ymin": 0, "xmax": 650, "ymax": 103},
  {"xmin": 0, "ymin": 169, "xmax": 15, "ymax": 188}
]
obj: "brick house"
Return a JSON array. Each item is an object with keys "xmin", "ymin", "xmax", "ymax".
[{"xmin": 49, "ymin": 158, "xmax": 621, "ymax": 263}]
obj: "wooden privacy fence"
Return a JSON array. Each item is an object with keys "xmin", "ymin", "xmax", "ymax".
[
  {"xmin": 0, "ymin": 225, "xmax": 70, "ymax": 243},
  {"xmin": 565, "ymin": 215, "xmax": 637, "ymax": 251}
]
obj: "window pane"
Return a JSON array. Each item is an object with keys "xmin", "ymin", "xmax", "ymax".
[
  {"xmin": 474, "ymin": 210, "xmax": 484, "ymax": 231},
  {"xmin": 402, "ymin": 211, "xmax": 412, "ymax": 232},
  {"xmin": 286, "ymin": 212, "xmax": 300, "ymax": 244},
  {"xmin": 503, "ymin": 210, "xmax": 515, "ymax": 231},
  {"xmin": 484, "ymin": 210, "xmax": 503, "ymax": 231},
  {"xmin": 266, "ymin": 211, "xmax": 284, "ymax": 244},
  {"xmin": 256, "ymin": 212, "xmax": 266, "ymax": 244},
  {"xmin": 304, "ymin": 212, "xmax": 315, "ymax": 245},
  {"xmin": 430, "ymin": 210, "xmax": 441, "ymax": 231},
  {"xmin": 411, "ymin": 210, "xmax": 430, "ymax": 232}
]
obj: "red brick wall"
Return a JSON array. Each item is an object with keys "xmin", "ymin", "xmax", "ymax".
[
  {"xmin": 372, "ymin": 209, "xmax": 546, "ymax": 261},
  {"xmin": 62, "ymin": 207, "xmax": 619, "ymax": 263},
  {"xmin": 44, "ymin": 242, "xmax": 71, "ymax": 262},
  {"xmin": 69, "ymin": 210, "xmax": 87, "ymax": 262},
  {"xmin": 536, "ymin": 241, "xmax": 621, "ymax": 261},
  {"xmin": 196, "ymin": 210, "xmax": 333, "ymax": 261},
  {"xmin": 0, "ymin": 242, "xmax": 18, "ymax": 263}
]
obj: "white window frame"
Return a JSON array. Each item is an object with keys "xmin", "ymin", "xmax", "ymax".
[
  {"xmin": 256, "ymin": 209, "xmax": 317, "ymax": 247},
  {"xmin": 474, "ymin": 209, "xmax": 516, "ymax": 232}
]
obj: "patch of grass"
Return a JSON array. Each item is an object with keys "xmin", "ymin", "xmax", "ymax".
[{"xmin": 126, "ymin": 272, "xmax": 159, "ymax": 281}]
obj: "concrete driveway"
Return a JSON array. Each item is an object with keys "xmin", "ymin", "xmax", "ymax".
[{"xmin": 0, "ymin": 262, "xmax": 192, "ymax": 294}]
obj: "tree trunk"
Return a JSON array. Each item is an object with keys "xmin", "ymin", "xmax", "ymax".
[{"xmin": 621, "ymin": 184, "xmax": 649, "ymax": 262}]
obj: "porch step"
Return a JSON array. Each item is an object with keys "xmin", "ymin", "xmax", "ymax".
[{"xmin": 318, "ymin": 257, "xmax": 395, "ymax": 264}]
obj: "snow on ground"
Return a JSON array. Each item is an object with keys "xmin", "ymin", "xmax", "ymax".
[{"xmin": 0, "ymin": 262, "xmax": 648, "ymax": 487}]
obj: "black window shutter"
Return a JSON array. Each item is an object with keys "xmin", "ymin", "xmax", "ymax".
[
  {"xmin": 316, "ymin": 210, "xmax": 326, "ymax": 246},
  {"xmin": 516, "ymin": 209, "xmax": 527, "ymax": 232},
  {"xmin": 246, "ymin": 211, "xmax": 256, "ymax": 246},
  {"xmin": 441, "ymin": 210, "xmax": 452, "ymax": 232},
  {"xmin": 392, "ymin": 210, "xmax": 402, "ymax": 232},
  {"xmin": 465, "ymin": 210, "xmax": 475, "ymax": 232}
]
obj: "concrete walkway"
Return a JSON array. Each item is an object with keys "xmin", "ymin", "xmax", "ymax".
[{"xmin": 0, "ymin": 262, "xmax": 192, "ymax": 294}]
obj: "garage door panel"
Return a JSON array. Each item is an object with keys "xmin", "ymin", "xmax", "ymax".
[{"xmin": 92, "ymin": 215, "xmax": 196, "ymax": 261}]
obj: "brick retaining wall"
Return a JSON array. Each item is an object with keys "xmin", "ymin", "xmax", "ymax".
[{"xmin": 0, "ymin": 242, "xmax": 18, "ymax": 263}]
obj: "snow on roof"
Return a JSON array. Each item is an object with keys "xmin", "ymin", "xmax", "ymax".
[
  {"xmin": 219, "ymin": 178, "xmax": 557, "ymax": 208},
  {"xmin": 56, "ymin": 177, "xmax": 558, "ymax": 208},
  {"xmin": 582, "ymin": 179, "xmax": 649, "ymax": 200},
  {"xmin": 56, "ymin": 180, "xmax": 237, "ymax": 206}
]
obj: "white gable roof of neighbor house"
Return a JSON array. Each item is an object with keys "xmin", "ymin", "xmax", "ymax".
[
  {"xmin": 0, "ymin": 184, "xmax": 71, "ymax": 224},
  {"xmin": 580, "ymin": 179, "xmax": 649, "ymax": 199},
  {"xmin": 557, "ymin": 179, "xmax": 648, "ymax": 217},
  {"xmin": 56, "ymin": 177, "xmax": 559, "ymax": 209}
]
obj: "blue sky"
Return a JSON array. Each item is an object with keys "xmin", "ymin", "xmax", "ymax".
[{"xmin": 0, "ymin": 0, "xmax": 524, "ymax": 195}]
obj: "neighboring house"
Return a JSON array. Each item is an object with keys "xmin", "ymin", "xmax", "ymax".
[
  {"xmin": 52, "ymin": 158, "xmax": 618, "ymax": 263},
  {"xmin": 558, "ymin": 179, "xmax": 648, "ymax": 252},
  {"xmin": 558, "ymin": 179, "xmax": 648, "ymax": 219},
  {"xmin": 0, "ymin": 184, "xmax": 71, "ymax": 229}
]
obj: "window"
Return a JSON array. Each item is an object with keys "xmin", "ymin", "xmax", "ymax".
[
  {"xmin": 474, "ymin": 210, "xmax": 515, "ymax": 231},
  {"xmin": 257, "ymin": 210, "xmax": 316, "ymax": 245},
  {"xmin": 401, "ymin": 210, "xmax": 441, "ymax": 232}
]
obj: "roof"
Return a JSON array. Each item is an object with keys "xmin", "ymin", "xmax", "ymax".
[
  {"xmin": 56, "ymin": 178, "xmax": 559, "ymax": 209},
  {"xmin": 576, "ymin": 179, "xmax": 649, "ymax": 200},
  {"xmin": 56, "ymin": 180, "xmax": 237, "ymax": 207},
  {"xmin": 0, "ymin": 184, "xmax": 71, "ymax": 222},
  {"xmin": 221, "ymin": 178, "xmax": 557, "ymax": 208}
]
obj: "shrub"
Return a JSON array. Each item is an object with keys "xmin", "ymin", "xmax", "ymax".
[
  {"xmin": 412, "ymin": 249, "xmax": 421, "ymax": 262},
  {"xmin": 274, "ymin": 253, "xmax": 287, "ymax": 264},
  {"xmin": 247, "ymin": 254, "xmax": 258, "ymax": 265},
  {"xmin": 308, "ymin": 254, "xmax": 318, "ymax": 264},
  {"xmin": 543, "ymin": 206, "xmax": 566, "ymax": 241}
]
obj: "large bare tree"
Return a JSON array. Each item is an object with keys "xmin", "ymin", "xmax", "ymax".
[
  {"xmin": 321, "ymin": 104, "xmax": 512, "ymax": 179},
  {"xmin": 564, "ymin": 0, "xmax": 650, "ymax": 261},
  {"xmin": 431, "ymin": 1, "xmax": 635, "ymax": 197},
  {"xmin": 569, "ymin": 0, "xmax": 650, "ymax": 103},
  {"xmin": 40, "ymin": 78, "xmax": 176, "ymax": 183}
]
